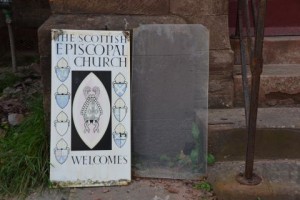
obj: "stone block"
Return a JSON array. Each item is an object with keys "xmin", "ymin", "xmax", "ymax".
[
  {"xmin": 209, "ymin": 75, "xmax": 234, "ymax": 108},
  {"xmin": 38, "ymin": 14, "xmax": 186, "ymax": 57},
  {"xmin": 170, "ymin": 0, "xmax": 228, "ymax": 16},
  {"xmin": 40, "ymin": 56, "xmax": 51, "ymax": 124},
  {"xmin": 50, "ymin": 0, "xmax": 169, "ymax": 15},
  {"xmin": 231, "ymin": 36, "xmax": 300, "ymax": 65},
  {"xmin": 233, "ymin": 64, "xmax": 300, "ymax": 107},
  {"xmin": 170, "ymin": 0, "xmax": 211, "ymax": 16},
  {"xmin": 12, "ymin": 0, "xmax": 50, "ymax": 27},
  {"xmin": 211, "ymin": 0, "xmax": 228, "ymax": 15},
  {"xmin": 209, "ymin": 49, "xmax": 234, "ymax": 76},
  {"xmin": 188, "ymin": 15, "xmax": 231, "ymax": 50}
]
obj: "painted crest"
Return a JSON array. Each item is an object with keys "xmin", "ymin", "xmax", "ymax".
[
  {"xmin": 55, "ymin": 84, "xmax": 70, "ymax": 109},
  {"xmin": 54, "ymin": 111, "xmax": 70, "ymax": 136},
  {"xmin": 113, "ymin": 98, "xmax": 128, "ymax": 122},
  {"xmin": 113, "ymin": 123, "xmax": 127, "ymax": 148},
  {"xmin": 54, "ymin": 139, "xmax": 70, "ymax": 164},
  {"xmin": 113, "ymin": 73, "xmax": 127, "ymax": 97},
  {"xmin": 81, "ymin": 86, "xmax": 103, "ymax": 133},
  {"xmin": 55, "ymin": 58, "xmax": 70, "ymax": 82},
  {"xmin": 73, "ymin": 72, "xmax": 111, "ymax": 149}
]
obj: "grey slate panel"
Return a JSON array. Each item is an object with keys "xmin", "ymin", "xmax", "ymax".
[{"xmin": 132, "ymin": 24, "xmax": 209, "ymax": 179}]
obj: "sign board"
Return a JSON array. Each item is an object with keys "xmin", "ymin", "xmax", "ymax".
[{"xmin": 50, "ymin": 29, "xmax": 131, "ymax": 187}]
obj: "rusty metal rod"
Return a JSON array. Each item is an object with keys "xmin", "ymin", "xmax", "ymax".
[
  {"xmin": 251, "ymin": 0, "xmax": 258, "ymax": 27},
  {"xmin": 7, "ymin": 19, "xmax": 17, "ymax": 73},
  {"xmin": 3, "ymin": 9, "xmax": 17, "ymax": 73},
  {"xmin": 244, "ymin": 0, "xmax": 254, "ymax": 58},
  {"xmin": 245, "ymin": 0, "xmax": 267, "ymax": 180},
  {"xmin": 238, "ymin": 0, "xmax": 250, "ymax": 124},
  {"xmin": 235, "ymin": 0, "xmax": 241, "ymax": 37}
]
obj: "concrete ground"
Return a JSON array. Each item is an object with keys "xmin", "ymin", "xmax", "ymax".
[
  {"xmin": 207, "ymin": 107, "xmax": 300, "ymax": 200},
  {"xmin": 23, "ymin": 159, "xmax": 300, "ymax": 200},
  {"xmin": 3, "ymin": 107, "xmax": 297, "ymax": 200},
  {"xmin": 25, "ymin": 178, "xmax": 216, "ymax": 200}
]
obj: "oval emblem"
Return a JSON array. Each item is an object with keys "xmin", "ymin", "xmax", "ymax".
[{"xmin": 73, "ymin": 72, "xmax": 111, "ymax": 149}]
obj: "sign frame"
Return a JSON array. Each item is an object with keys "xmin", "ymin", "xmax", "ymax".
[{"xmin": 50, "ymin": 29, "xmax": 131, "ymax": 187}]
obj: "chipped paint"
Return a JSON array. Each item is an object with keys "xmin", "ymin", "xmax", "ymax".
[
  {"xmin": 50, "ymin": 179, "xmax": 130, "ymax": 188},
  {"xmin": 52, "ymin": 29, "xmax": 64, "ymax": 41},
  {"xmin": 123, "ymin": 31, "xmax": 130, "ymax": 42}
]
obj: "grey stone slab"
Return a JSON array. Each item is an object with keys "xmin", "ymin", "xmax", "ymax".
[
  {"xmin": 132, "ymin": 24, "xmax": 209, "ymax": 178},
  {"xmin": 132, "ymin": 119, "xmax": 194, "ymax": 156}
]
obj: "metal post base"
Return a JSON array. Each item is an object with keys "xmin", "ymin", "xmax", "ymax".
[{"xmin": 236, "ymin": 173, "xmax": 262, "ymax": 185}]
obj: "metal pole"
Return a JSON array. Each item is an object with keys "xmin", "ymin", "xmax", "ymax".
[
  {"xmin": 238, "ymin": 0, "xmax": 250, "ymax": 126},
  {"xmin": 236, "ymin": 0, "xmax": 267, "ymax": 185},
  {"xmin": 245, "ymin": 0, "xmax": 266, "ymax": 179},
  {"xmin": 3, "ymin": 9, "xmax": 17, "ymax": 73}
]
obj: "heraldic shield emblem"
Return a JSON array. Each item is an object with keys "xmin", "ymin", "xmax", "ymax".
[
  {"xmin": 113, "ymin": 123, "xmax": 127, "ymax": 148},
  {"xmin": 73, "ymin": 72, "xmax": 111, "ymax": 149},
  {"xmin": 54, "ymin": 139, "xmax": 70, "ymax": 164},
  {"xmin": 55, "ymin": 84, "xmax": 70, "ymax": 109},
  {"xmin": 113, "ymin": 98, "xmax": 128, "ymax": 122},
  {"xmin": 55, "ymin": 58, "xmax": 70, "ymax": 82},
  {"xmin": 54, "ymin": 111, "xmax": 70, "ymax": 136},
  {"xmin": 113, "ymin": 73, "xmax": 127, "ymax": 97}
]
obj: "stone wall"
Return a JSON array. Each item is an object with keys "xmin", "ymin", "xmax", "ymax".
[
  {"xmin": 12, "ymin": 0, "xmax": 50, "ymax": 27},
  {"xmin": 40, "ymin": 0, "xmax": 234, "ymax": 108},
  {"xmin": 0, "ymin": 0, "xmax": 50, "ymax": 54},
  {"xmin": 169, "ymin": 0, "xmax": 234, "ymax": 108}
]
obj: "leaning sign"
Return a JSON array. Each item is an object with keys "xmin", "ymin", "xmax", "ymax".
[{"xmin": 50, "ymin": 29, "xmax": 131, "ymax": 187}]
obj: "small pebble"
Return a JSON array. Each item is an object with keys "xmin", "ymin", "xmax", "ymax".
[
  {"xmin": 102, "ymin": 189, "xmax": 110, "ymax": 193},
  {"xmin": 8, "ymin": 113, "xmax": 24, "ymax": 126},
  {"xmin": 166, "ymin": 186, "xmax": 179, "ymax": 194}
]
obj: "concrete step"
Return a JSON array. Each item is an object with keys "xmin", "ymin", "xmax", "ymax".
[
  {"xmin": 233, "ymin": 64, "xmax": 300, "ymax": 107},
  {"xmin": 231, "ymin": 36, "xmax": 300, "ymax": 65},
  {"xmin": 208, "ymin": 107, "xmax": 300, "ymax": 161},
  {"xmin": 207, "ymin": 107, "xmax": 300, "ymax": 199},
  {"xmin": 208, "ymin": 159, "xmax": 300, "ymax": 200}
]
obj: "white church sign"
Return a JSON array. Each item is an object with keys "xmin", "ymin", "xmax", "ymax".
[{"xmin": 50, "ymin": 29, "xmax": 131, "ymax": 187}]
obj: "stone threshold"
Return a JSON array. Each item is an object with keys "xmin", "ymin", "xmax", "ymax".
[{"xmin": 208, "ymin": 107, "xmax": 300, "ymax": 130}]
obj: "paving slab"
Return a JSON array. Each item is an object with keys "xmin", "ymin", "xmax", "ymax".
[
  {"xmin": 68, "ymin": 179, "xmax": 203, "ymax": 200},
  {"xmin": 25, "ymin": 188, "xmax": 70, "ymax": 200},
  {"xmin": 208, "ymin": 159, "xmax": 300, "ymax": 200}
]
